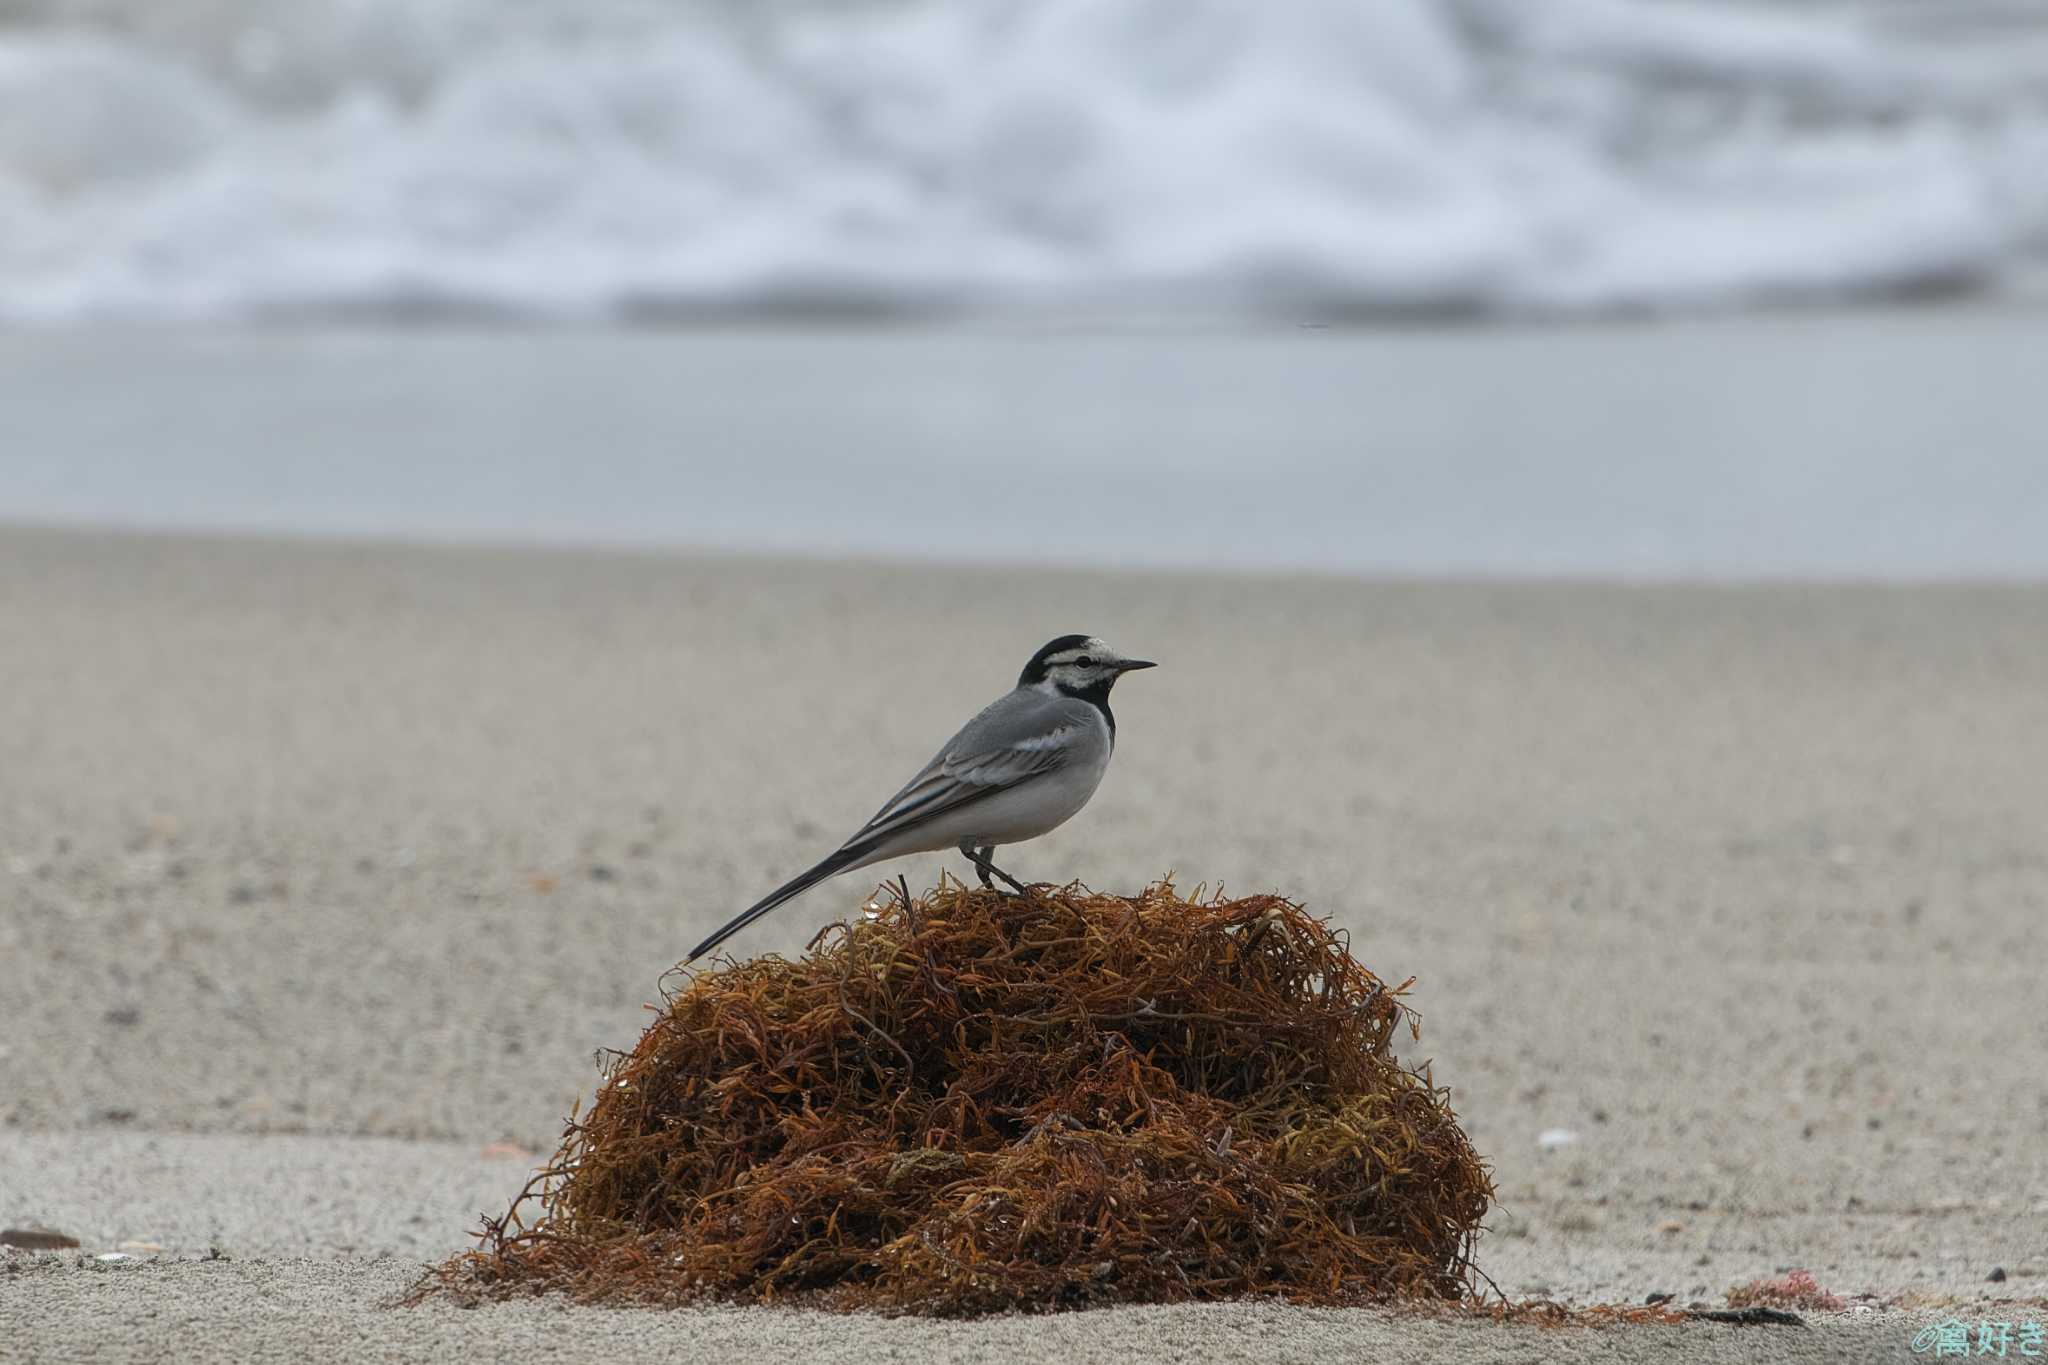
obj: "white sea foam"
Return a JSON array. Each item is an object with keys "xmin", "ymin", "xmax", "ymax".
[{"xmin": 0, "ymin": 0, "xmax": 2043, "ymax": 321}]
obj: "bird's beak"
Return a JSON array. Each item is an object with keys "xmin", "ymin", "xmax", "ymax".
[{"xmin": 1115, "ymin": 659, "xmax": 1157, "ymax": 673}]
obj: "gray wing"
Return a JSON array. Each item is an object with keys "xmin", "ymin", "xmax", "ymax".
[{"xmin": 841, "ymin": 688, "xmax": 1098, "ymax": 851}]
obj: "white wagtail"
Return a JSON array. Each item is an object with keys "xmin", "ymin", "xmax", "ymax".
[{"xmin": 685, "ymin": 634, "xmax": 1155, "ymax": 962}]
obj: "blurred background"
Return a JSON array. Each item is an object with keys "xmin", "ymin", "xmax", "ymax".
[
  {"xmin": 6, "ymin": 4, "xmax": 2048, "ymax": 1327},
  {"xmin": 3, "ymin": 0, "xmax": 2047, "ymax": 573}
]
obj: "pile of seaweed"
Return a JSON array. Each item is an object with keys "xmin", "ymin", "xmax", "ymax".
[{"xmin": 421, "ymin": 877, "xmax": 1494, "ymax": 1316}]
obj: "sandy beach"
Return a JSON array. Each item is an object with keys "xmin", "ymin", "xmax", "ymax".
[{"xmin": 3, "ymin": 525, "xmax": 2044, "ymax": 1361}]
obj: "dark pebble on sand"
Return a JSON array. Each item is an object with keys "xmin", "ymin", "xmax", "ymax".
[
  {"xmin": 1646, "ymin": 1291, "xmax": 1673, "ymax": 1306},
  {"xmin": 1989, "ymin": 1267, "xmax": 2007, "ymax": 1283}
]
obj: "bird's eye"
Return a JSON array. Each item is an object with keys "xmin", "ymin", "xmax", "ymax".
[{"xmin": 1076, "ymin": 655, "xmax": 1095, "ymax": 667}]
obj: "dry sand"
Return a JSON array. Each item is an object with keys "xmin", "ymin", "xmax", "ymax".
[{"xmin": 3, "ymin": 526, "xmax": 2044, "ymax": 1361}]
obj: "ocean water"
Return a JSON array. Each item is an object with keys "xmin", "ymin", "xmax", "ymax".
[
  {"xmin": 2, "ymin": 0, "xmax": 2047, "ymax": 321},
  {"xmin": 4, "ymin": 313, "xmax": 2044, "ymax": 578}
]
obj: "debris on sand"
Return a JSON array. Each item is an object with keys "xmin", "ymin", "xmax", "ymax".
[
  {"xmin": 1726, "ymin": 1268, "xmax": 1846, "ymax": 1313},
  {"xmin": 417, "ymin": 877, "xmax": 1494, "ymax": 1316}
]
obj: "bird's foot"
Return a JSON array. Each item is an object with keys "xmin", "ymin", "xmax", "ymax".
[
  {"xmin": 995, "ymin": 871, "xmax": 1030, "ymax": 895},
  {"xmin": 962, "ymin": 844, "xmax": 1031, "ymax": 896},
  {"xmin": 981, "ymin": 860, "xmax": 1030, "ymax": 896}
]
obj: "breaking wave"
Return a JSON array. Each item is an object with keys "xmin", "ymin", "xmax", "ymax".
[{"xmin": 1, "ymin": 0, "xmax": 2045, "ymax": 320}]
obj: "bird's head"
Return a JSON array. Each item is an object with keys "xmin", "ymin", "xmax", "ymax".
[{"xmin": 1019, "ymin": 634, "xmax": 1156, "ymax": 697}]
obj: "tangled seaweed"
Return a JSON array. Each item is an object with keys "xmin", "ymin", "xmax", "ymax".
[{"xmin": 419, "ymin": 877, "xmax": 1494, "ymax": 1315}]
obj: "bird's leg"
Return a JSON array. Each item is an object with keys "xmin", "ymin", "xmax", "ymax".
[
  {"xmin": 957, "ymin": 839, "xmax": 995, "ymax": 888},
  {"xmin": 958, "ymin": 840, "xmax": 1029, "ymax": 895},
  {"xmin": 978, "ymin": 845, "xmax": 1031, "ymax": 895}
]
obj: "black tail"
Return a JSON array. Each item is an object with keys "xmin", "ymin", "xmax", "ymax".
[{"xmin": 684, "ymin": 845, "xmax": 867, "ymax": 964}]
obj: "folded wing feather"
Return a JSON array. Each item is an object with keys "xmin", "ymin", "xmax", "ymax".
[{"xmin": 843, "ymin": 692, "xmax": 1088, "ymax": 850}]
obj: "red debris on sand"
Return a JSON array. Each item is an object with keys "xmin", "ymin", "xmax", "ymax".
[{"xmin": 415, "ymin": 878, "xmax": 1495, "ymax": 1316}]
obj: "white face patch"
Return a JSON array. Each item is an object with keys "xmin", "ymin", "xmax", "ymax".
[{"xmin": 1042, "ymin": 638, "xmax": 1124, "ymax": 689}]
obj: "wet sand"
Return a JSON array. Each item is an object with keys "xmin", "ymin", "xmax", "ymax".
[{"xmin": 3, "ymin": 526, "xmax": 2043, "ymax": 1361}]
